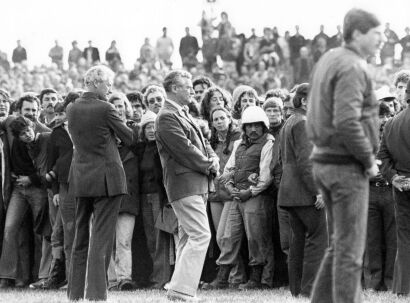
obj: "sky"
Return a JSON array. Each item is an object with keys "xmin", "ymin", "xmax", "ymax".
[{"xmin": 1, "ymin": 0, "xmax": 409, "ymax": 68}]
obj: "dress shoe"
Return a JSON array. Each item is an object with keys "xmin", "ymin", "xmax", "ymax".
[
  {"xmin": 166, "ymin": 289, "xmax": 205, "ymax": 302},
  {"xmin": 119, "ymin": 279, "xmax": 136, "ymax": 291},
  {"xmin": 29, "ymin": 278, "xmax": 47, "ymax": 289}
]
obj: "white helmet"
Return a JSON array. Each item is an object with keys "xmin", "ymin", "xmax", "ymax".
[{"xmin": 241, "ymin": 106, "xmax": 270, "ymax": 129}]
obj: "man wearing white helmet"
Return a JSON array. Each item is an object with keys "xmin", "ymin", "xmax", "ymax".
[{"xmin": 210, "ymin": 105, "xmax": 274, "ymax": 290}]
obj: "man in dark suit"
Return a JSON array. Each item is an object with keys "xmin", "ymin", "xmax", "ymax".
[
  {"xmin": 155, "ymin": 70, "xmax": 218, "ymax": 302},
  {"xmin": 378, "ymin": 81, "xmax": 410, "ymax": 296},
  {"xmin": 66, "ymin": 65, "xmax": 133, "ymax": 301},
  {"xmin": 278, "ymin": 83, "xmax": 327, "ymax": 297},
  {"xmin": 82, "ymin": 40, "xmax": 100, "ymax": 65}
]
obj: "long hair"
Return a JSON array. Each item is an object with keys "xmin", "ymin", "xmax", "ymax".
[
  {"xmin": 209, "ymin": 106, "xmax": 236, "ymax": 155},
  {"xmin": 200, "ymin": 86, "xmax": 232, "ymax": 124}
]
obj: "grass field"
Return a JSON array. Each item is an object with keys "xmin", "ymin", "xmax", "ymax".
[{"xmin": 0, "ymin": 288, "xmax": 407, "ymax": 303}]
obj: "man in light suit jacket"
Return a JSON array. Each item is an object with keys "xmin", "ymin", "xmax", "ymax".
[
  {"xmin": 156, "ymin": 70, "xmax": 219, "ymax": 302},
  {"xmin": 66, "ymin": 65, "xmax": 133, "ymax": 301}
]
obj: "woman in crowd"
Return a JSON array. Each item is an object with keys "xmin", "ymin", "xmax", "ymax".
[
  {"xmin": 203, "ymin": 106, "xmax": 245, "ymax": 289},
  {"xmin": 107, "ymin": 92, "xmax": 140, "ymax": 291},
  {"xmin": 137, "ymin": 111, "xmax": 177, "ymax": 289},
  {"xmin": 231, "ymin": 85, "xmax": 259, "ymax": 120},
  {"xmin": 200, "ymin": 86, "xmax": 232, "ymax": 125}
]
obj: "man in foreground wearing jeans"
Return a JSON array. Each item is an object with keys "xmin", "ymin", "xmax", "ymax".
[{"xmin": 306, "ymin": 8, "xmax": 381, "ymax": 303}]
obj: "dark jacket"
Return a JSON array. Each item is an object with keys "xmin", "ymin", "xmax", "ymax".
[
  {"xmin": 47, "ymin": 124, "xmax": 73, "ymax": 193},
  {"xmin": 155, "ymin": 100, "xmax": 217, "ymax": 202},
  {"xmin": 0, "ymin": 128, "xmax": 11, "ymax": 209},
  {"xmin": 378, "ymin": 108, "xmax": 410, "ymax": 182},
  {"xmin": 278, "ymin": 109, "xmax": 317, "ymax": 207},
  {"xmin": 136, "ymin": 141, "xmax": 168, "ymax": 209},
  {"xmin": 67, "ymin": 92, "xmax": 133, "ymax": 197},
  {"xmin": 306, "ymin": 45, "xmax": 379, "ymax": 170},
  {"xmin": 82, "ymin": 47, "xmax": 100, "ymax": 63},
  {"xmin": 118, "ymin": 144, "xmax": 139, "ymax": 215}
]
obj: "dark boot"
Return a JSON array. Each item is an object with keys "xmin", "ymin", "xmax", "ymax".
[
  {"xmin": 40, "ymin": 257, "xmax": 66, "ymax": 289},
  {"xmin": 202, "ymin": 265, "xmax": 232, "ymax": 290},
  {"xmin": 238, "ymin": 265, "xmax": 264, "ymax": 290}
]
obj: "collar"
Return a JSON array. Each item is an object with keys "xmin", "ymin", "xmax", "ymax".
[
  {"xmin": 81, "ymin": 91, "xmax": 104, "ymax": 100},
  {"xmin": 166, "ymin": 99, "xmax": 184, "ymax": 112},
  {"xmin": 344, "ymin": 44, "xmax": 364, "ymax": 58}
]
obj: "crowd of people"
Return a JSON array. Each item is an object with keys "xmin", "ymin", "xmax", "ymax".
[{"xmin": 0, "ymin": 7, "xmax": 409, "ymax": 303}]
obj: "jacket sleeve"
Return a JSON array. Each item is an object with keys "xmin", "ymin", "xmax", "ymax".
[
  {"xmin": 106, "ymin": 105, "xmax": 134, "ymax": 146},
  {"xmin": 156, "ymin": 112, "xmax": 212, "ymax": 175},
  {"xmin": 377, "ymin": 121, "xmax": 397, "ymax": 182},
  {"xmin": 293, "ymin": 119, "xmax": 318, "ymax": 195},
  {"xmin": 333, "ymin": 64, "xmax": 375, "ymax": 169}
]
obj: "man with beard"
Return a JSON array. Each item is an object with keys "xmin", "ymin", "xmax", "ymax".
[
  {"xmin": 0, "ymin": 94, "xmax": 51, "ymax": 288},
  {"xmin": 39, "ymin": 89, "xmax": 59, "ymax": 126},
  {"xmin": 67, "ymin": 65, "xmax": 133, "ymax": 301}
]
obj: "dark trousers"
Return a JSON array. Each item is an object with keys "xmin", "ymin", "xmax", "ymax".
[
  {"xmin": 67, "ymin": 195, "xmax": 121, "ymax": 301},
  {"xmin": 59, "ymin": 183, "xmax": 76, "ymax": 275},
  {"xmin": 283, "ymin": 205, "xmax": 327, "ymax": 297},
  {"xmin": 392, "ymin": 189, "xmax": 410, "ymax": 295},
  {"xmin": 311, "ymin": 163, "xmax": 369, "ymax": 303},
  {"xmin": 365, "ymin": 185, "xmax": 396, "ymax": 290}
]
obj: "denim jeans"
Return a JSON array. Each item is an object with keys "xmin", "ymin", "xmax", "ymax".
[
  {"xmin": 364, "ymin": 185, "xmax": 396, "ymax": 290},
  {"xmin": 311, "ymin": 162, "xmax": 369, "ymax": 303},
  {"xmin": 0, "ymin": 184, "xmax": 49, "ymax": 280}
]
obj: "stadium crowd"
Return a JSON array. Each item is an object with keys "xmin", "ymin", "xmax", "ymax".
[{"xmin": 0, "ymin": 7, "xmax": 409, "ymax": 303}]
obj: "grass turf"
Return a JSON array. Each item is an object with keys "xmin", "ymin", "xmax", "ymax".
[{"xmin": 0, "ymin": 288, "xmax": 407, "ymax": 302}]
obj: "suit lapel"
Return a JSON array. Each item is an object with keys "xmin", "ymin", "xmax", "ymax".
[{"xmin": 176, "ymin": 110, "xmax": 207, "ymax": 148}]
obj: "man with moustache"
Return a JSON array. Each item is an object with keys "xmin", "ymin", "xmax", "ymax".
[
  {"xmin": 67, "ymin": 65, "xmax": 133, "ymax": 301},
  {"xmin": 39, "ymin": 88, "xmax": 59, "ymax": 126},
  {"xmin": 155, "ymin": 70, "xmax": 218, "ymax": 302}
]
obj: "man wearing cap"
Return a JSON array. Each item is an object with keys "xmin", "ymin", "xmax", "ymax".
[
  {"xmin": 307, "ymin": 8, "xmax": 381, "ymax": 303},
  {"xmin": 378, "ymin": 81, "xmax": 410, "ymax": 296},
  {"xmin": 208, "ymin": 106, "xmax": 274, "ymax": 290},
  {"xmin": 279, "ymin": 83, "xmax": 327, "ymax": 297},
  {"xmin": 375, "ymin": 86, "xmax": 396, "ymax": 116}
]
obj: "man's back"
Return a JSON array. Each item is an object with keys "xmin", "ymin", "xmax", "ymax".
[{"xmin": 67, "ymin": 92, "xmax": 132, "ymax": 197}]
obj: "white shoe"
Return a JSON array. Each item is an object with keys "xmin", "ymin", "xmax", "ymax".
[{"xmin": 166, "ymin": 289, "xmax": 205, "ymax": 302}]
